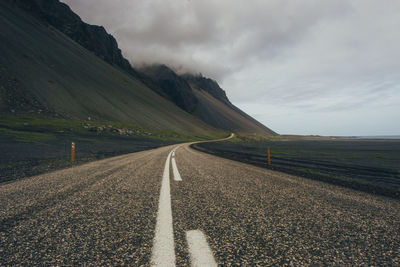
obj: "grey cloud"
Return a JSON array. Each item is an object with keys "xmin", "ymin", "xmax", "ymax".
[
  {"xmin": 62, "ymin": 0, "xmax": 400, "ymax": 135},
  {"xmin": 63, "ymin": 0, "xmax": 351, "ymax": 80}
]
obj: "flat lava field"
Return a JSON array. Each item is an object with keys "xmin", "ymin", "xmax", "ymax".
[
  {"xmin": 194, "ymin": 138, "xmax": 400, "ymax": 198},
  {"xmin": 0, "ymin": 115, "xmax": 204, "ymax": 183}
]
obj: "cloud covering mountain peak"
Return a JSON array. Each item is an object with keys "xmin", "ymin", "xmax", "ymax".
[{"xmin": 64, "ymin": 0, "xmax": 400, "ymax": 135}]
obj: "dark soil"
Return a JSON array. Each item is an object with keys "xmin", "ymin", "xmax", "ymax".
[
  {"xmin": 0, "ymin": 132, "xmax": 176, "ymax": 184},
  {"xmin": 193, "ymin": 139, "xmax": 400, "ymax": 198}
]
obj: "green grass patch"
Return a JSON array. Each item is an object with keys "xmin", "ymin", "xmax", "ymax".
[
  {"xmin": 0, "ymin": 113, "xmax": 222, "ymax": 142},
  {"xmin": 73, "ymin": 137, "xmax": 111, "ymax": 144},
  {"xmin": 0, "ymin": 127, "xmax": 56, "ymax": 143}
]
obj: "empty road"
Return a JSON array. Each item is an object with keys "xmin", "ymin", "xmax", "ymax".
[{"xmin": 1, "ymin": 141, "xmax": 399, "ymax": 265}]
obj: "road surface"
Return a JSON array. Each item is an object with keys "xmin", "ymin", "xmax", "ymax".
[{"xmin": 1, "ymin": 141, "xmax": 399, "ymax": 265}]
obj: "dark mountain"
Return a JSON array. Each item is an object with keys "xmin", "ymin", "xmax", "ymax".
[
  {"xmin": 183, "ymin": 74, "xmax": 276, "ymax": 136},
  {"xmin": 182, "ymin": 74, "xmax": 231, "ymax": 105},
  {"xmin": 0, "ymin": 0, "xmax": 216, "ymax": 136},
  {"xmin": 1, "ymin": 0, "xmax": 276, "ymax": 137},
  {"xmin": 140, "ymin": 65, "xmax": 198, "ymax": 113},
  {"xmin": 10, "ymin": 0, "xmax": 138, "ymax": 77},
  {"xmin": 140, "ymin": 64, "xmax": 275, "ymax": 136}
]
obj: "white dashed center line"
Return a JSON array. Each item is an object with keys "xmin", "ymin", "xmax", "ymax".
[
  {"xmin": 186, "ymin": 230, "xmax": 218, "ymax": 267},
  {"xmin": 152, "ymin": 146, "xmax": 217, "ymax": 266},
  {"xmin": 171, "ymin": 157, "xmax": 182, "ymax": 181}
]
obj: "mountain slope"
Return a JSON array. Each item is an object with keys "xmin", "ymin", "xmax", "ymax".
[
  {"xmin": 185, "ymin": 75, "xmax": 276, "ymax": 136},
  {"xmin": 182, "ymin": 74, "xmax": 231, "ymax": 105},
  {"xmin": 1, "ymin": 0, "xmax": 276, "ymax": 137},
  {"xmin": 141, "ymin": 65, "xmax": 276, "ymax": 136},
  {"xmin": 11, "ymin": 0, "xmax": 138, "ymax": 77},
  {"xmin": 140, "ymin": 65, "xmax": 198, "ymax": 113},
  {"xmin": 0, "ymin": 1, "xmax": 216, "ymax": 137},
  {"xmin": 12, "ymin": 0, "xmax": 275, "ymax": 137}
]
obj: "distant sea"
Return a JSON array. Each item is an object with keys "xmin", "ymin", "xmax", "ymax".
[{"xmin": 352, "ymin": 135, "xmax": 400, "ymax": 139}]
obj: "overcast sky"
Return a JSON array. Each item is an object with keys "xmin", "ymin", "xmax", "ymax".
[{"xmin": 64, "ymin": 0, "xmax": 400, "ymax": 136}]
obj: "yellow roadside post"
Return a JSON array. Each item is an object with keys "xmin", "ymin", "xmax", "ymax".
[
  {"xmin": 267, "ymin": 147, "xmax": 271, "ymax": 166},
  {"xmin": 71, "ymin": 142, "xmax": 75, "ymax": 163}
]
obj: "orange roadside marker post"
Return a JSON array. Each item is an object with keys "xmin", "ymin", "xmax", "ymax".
[
  {"xmin": 71, "ymin": 142, "xmax": 75, "ymax": 163},
  {"xmin": 267, "ymin": 147, "xmax": 271, "ymax": 166}
]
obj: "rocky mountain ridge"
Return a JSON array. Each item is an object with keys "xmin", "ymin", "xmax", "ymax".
[
  {"xmin": 2, "ymin": 0, "xmax": 276, "ymax": 136},
  {"xmin": 9, "ymin": 0, "xmax": 233, "ymax": 113},
  {"xmin": 140, "ymin": 65, "xmax": 198, "ymax": 113},
  {"xmin": 182, "ymin": 74, "xmax": 231, "ymax": 105},
  {"xmin": 9, "ymin": 0, "xmax": 138, "ymax": 76}
]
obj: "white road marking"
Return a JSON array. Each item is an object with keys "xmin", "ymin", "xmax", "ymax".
[
  {"xmin": 186, "ymin": 230, "xmax": 217, "ymax": 267},
  {"xmin": 152, "ymin": 146, "xmax": 217, "ymax": 266},
  {"xmin": 151, "ymin": 150, "xmax": 175, "ymax": 267},
  {"xmin": 171, "ymin": 157, "xmax": 182, "ymax": 181}
]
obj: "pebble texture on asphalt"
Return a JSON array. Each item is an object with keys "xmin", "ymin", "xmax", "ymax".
[
  {"xmin": 1, "ymin": 147, "xmax": 172, "ymax": 265},
  {"xmin": 173, "ymin": 145, "xmax": 400, "ymax": 266},
  {"xmin": 1, "ymin": 143, "xmax": 399, "ymax": 265}
]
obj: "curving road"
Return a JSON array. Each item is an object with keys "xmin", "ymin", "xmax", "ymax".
[{"xmin": 1, "ymin": 140, "xmax": 399, "ymax": 265}]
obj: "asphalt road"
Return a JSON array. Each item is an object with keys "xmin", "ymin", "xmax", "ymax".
[{"xmin": 1, "ymin": 141, "xmax": 399, "ymax": 266}]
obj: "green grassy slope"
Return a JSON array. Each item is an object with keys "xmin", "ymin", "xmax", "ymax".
[{"xmin": 0, "ymin": 1, "xmax": 220, "ymax": 138}]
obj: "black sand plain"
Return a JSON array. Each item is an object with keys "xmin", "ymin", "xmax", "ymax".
[{"xmin": 194, "ymin": 138, "xmax": 400, "ymax": 198}]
